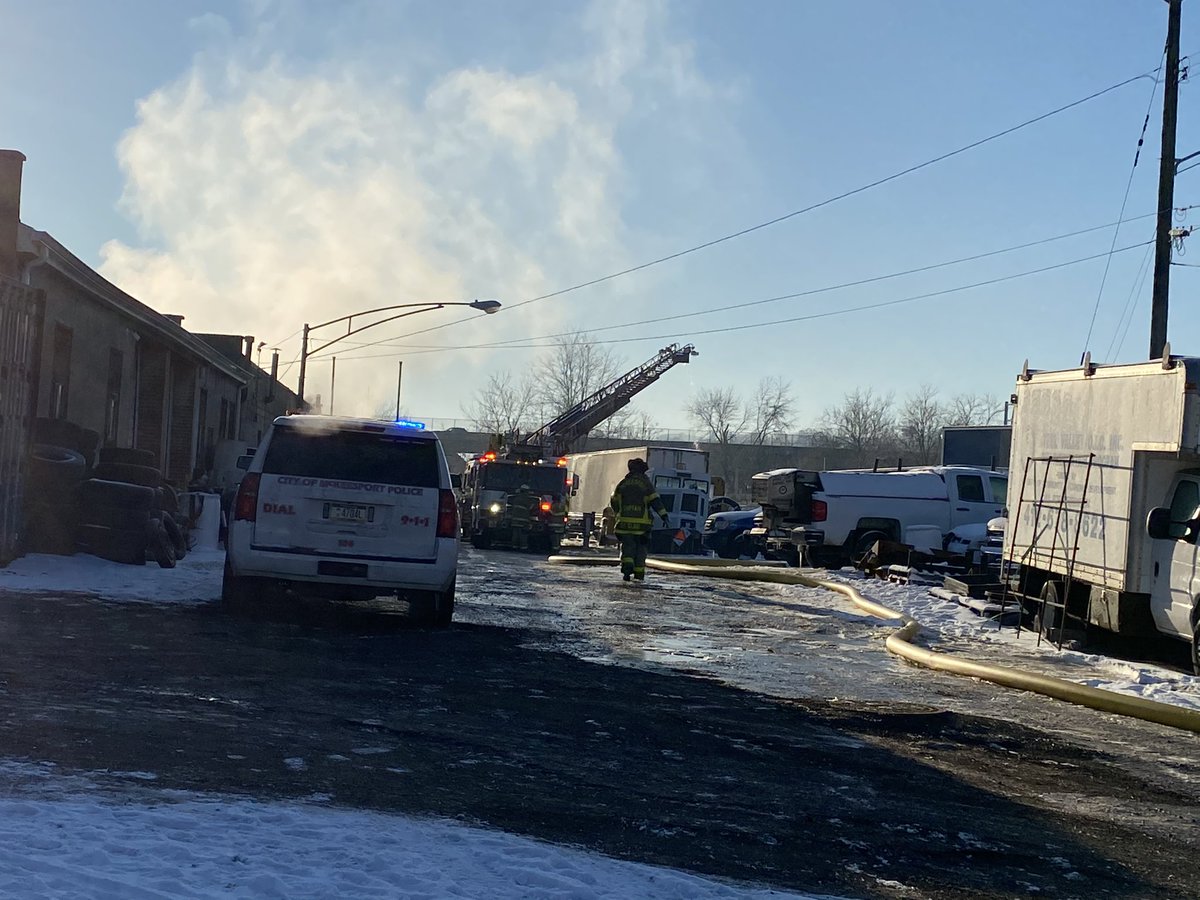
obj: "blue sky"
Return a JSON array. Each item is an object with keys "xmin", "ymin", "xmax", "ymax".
[{"xmin": 3, "ymin": 0, "xmax": 1198, "ymax": 430}]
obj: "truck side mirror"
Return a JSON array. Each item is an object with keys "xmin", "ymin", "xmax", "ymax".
[
  {"xmin": 1147, "ymin": 507, "xmax": 1172, "ymax": 540},
  {"xmin": 236, "ymin": 455, "xmax": 252, "ymax": 470},
  {"xmin": 571, "ymin": 474, "xmax": 580, "ymax": 496}
]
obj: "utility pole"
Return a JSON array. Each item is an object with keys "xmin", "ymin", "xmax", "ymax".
[
  {"xmin": 1151, "ymin": 0, "xmax": 1183, "ymax": 360},
  {"xmin": 297, "ymin": 324, "xmax": 311, "ymax": 409},
  {"xmin": 329, "ymin": 356, "xmax": 337, "ymax": 415}
]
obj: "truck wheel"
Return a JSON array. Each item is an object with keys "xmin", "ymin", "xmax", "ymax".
[
  {"xmin": 79, "ymin": 479, "xmax": 156, "ymax": 512},
  {"xmin": 470, "ymin": 528, "xmax": 491, "ymax": 550},
  {"xmin": 99, "ymin": 447, "xmax": 157, "ymax": 468},
  {"xmin": 162, "ymin": 513, "xmax": 187, "ymax": 560},
  {"xmin": 93, "ymin": 462, "xmax": 162, "ymax": 488},
  {"xmin": 149, "ymin": 520, "xmax": 177, "ymax": 569},
  {"xmin": 75, "ymin": 524, "xmax": 148, "ymax": 565},
  {"xmin": 1037, "ymin": 581, "xmax": 1063, "ymax": 642}
]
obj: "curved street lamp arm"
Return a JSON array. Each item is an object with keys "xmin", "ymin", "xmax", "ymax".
[
  {"xmin": 308, "ymin": 305, "xmax": 445, "ymax": 358},
  {"xmin": 308, "ymin": 301, "xmax": 450, "ymax": 333}
]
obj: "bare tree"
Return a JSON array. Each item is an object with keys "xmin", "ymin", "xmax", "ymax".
[
  {"xmin": 605, "ymin": 406, "xmax": 658, "ymax": 441},
  {"xmin": 624, "ymin": 408, "xmax": 660, "ymax": 442},
  {"xmin": 897, "ymin": 384, "xmax": 943, "ymax": 465},
  {"xmin": 591, "ymin": 405, "xmax": 633, "ymax": 440},
  {"xmin": 944, "ymin": 393, "xmax": 1001, "ymax": 426},
  {"xmin": 745, "ymin": 377, "xmax": 794, "ymax": 446},
  {"xmin": 688, "ymin": 386, "xmax": 747, "ymax": 494},
  {"xmin": 534, "ymin": 331, "xmax": 623, "ymax": 422},
  {"xmin": 818, "ymin": 388, "xmax": 897, "ymax": 467},
  {"xmin": 688, "ymin": 386, "xmax": 746, "ymax": 446},
  {"xmin": 464, "ymin": 371, "xmax": 534, "ymax": 438}
]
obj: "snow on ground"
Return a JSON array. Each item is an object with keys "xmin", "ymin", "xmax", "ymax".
[
  {"xmin": 810, "ymin": 570, "xmax": 1200, "ymax": 714},
  {"xmin": 0, "ymin": 763, "xmax": 818, "ymax": 900},
  {"xmin": 0, "ymin": 550, "xmax": 223, "ymax": 604}
]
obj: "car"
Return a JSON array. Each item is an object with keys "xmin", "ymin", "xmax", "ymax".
[
  {"xmin": 223, "ymin": 415, "xmax": 459, "ymax": 624},
  {"xmin": 701, "ymin": 506, "xmax": 761, "ymax": 559}
]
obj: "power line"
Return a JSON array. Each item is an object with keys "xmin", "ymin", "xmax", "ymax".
[
  {"xmin": 1080, "ymin": 47, "xmax": 1164, "ymax": 358},
  {"xmin": 358, "ymin": 62, "xmax": 1164, "ymax": 352},
  {"xmin": 321, "ymin": 207, "xmax": 1189, "ymax": 361},
  {"xmin": 1114, "ymin": 243, "xmax": 1157, "ymax": 359},
  {"xmin": 1104, "ymin": 234, "xmax": 1156, "ymax": 361},
  {"xmin": 329, "ymin": 241, "xmax": 1151, "ymax": 361}
]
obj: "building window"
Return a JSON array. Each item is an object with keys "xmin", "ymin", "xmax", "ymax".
[
  {"xmin": 197, "ymin": 387, "xmax": 209, "ymax": 471},
  {"xmin": 104, "ymin": 349, "xmax": 123, "ymax": 444},
  {"xmin": 220, "ymin": 397, "xmax": 236, "ymax": 441},
  {"xmin": 49, "ymin": 324, "xmax": 73, "ymax": 420}
]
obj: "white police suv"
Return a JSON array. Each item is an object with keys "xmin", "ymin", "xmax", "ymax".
[{"xmin": 223, "ymin": 415, "xmax": 459, "ymax": 624}]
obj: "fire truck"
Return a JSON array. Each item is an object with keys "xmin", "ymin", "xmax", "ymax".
[
  {"xmin": 459, "ymin": 445, "xmax": 571, "ymax": 552},
  {"xmin": 459, "ymin": 344, "xmax": 698, "ymax": 554}
]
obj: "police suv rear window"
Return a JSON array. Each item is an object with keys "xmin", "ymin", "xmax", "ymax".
[{"xmin": 263, "ymin": 428, "xmax": 439, "ymax": 488}]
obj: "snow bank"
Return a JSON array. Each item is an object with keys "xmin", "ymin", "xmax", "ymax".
[
  {"xmin": 0, "ymin": 550, "xmax": 224, "ymax": 604},
  {"xmin": 0, "ymin": 767, "xmax": 817, "ymax": 899},
  {"xmin": 811, "ymin": 573, "xmax": 1200, "ymax": 714}
]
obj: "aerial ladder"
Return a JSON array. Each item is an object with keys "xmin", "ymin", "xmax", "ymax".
[{"xmin": 524, "ymin": 343, "xmax": 698, "ymax": 456}]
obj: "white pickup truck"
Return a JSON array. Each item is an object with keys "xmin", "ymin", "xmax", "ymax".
[{"xmin": 749, "ymin": 465, "xmax": 1007, "ymax": 566}]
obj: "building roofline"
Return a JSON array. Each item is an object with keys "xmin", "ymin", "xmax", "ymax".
[{"xmin": 17, "ymin": 224, "xmax": 248, "ymax": 383}]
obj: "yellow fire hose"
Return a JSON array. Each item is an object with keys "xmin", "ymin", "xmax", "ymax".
[{"xmin": 547, "ymin": 555, "xmax": 1200, "ymax": 734}]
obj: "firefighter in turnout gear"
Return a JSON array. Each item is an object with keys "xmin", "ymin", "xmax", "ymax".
[
  {"xmin": 507, "ymin": 484, "xmax": 537, "ymax": 551},
  {"xmin": 610, "ymin": 458, "xmax": 669, "ymax": 581}
]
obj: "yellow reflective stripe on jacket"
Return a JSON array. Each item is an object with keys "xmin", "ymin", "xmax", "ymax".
[{"xmin": 611, "ymin": 475, "xmax": 663, "ymax": 533}]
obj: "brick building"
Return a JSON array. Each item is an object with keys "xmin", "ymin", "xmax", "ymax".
[
  {"xmin": 15, "ymin": 225, "xmax": 249, "ymax": 484},
  {"xmin": 195, "ymin": 333, "xmax": 299, "ymax": 446},
  {"xmin": 4, "ymin": 152, "xmax": 297, "ymax": 487}
]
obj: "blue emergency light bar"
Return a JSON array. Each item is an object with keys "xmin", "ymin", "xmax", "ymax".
[{"xmin": 395, "ymin": 418, "xmax": 427, "ymax": 430}]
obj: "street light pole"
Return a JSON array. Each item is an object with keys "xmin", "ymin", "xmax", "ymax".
[{"xmin": 294, "ymin": 299, "xmax": 500, "ymax": 408}]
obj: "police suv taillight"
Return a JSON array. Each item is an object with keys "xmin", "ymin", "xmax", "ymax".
[
  {"xmin": 436, "ymin": 489, "xmax": 458, "ymax": 538},
  {"xmin": 234, "ymin": 473, "xmax": 261, "ymax": 522},
  {"xmin": 811, "ymin": 499, "xmax": 827, "ymax": 522}
]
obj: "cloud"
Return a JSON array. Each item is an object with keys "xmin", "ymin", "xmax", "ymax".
[{"xmin": 99, "ymin": 0, "xmax": 731, "ymax": 418}]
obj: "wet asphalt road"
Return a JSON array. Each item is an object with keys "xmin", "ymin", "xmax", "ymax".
[{"xmin": 0, "ymin": 548, "xmax": 1198, "ymax": 899}]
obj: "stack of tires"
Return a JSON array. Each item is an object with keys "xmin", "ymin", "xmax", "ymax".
[
  {"xmin": 23, "ymin": 444, "xmax": 88, "ymax": 555},
  {"xmin": 76, "ymin": 447, "xmax": 187, "ymax": 568}
]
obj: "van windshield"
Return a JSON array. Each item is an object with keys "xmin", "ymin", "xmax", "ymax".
[{"xmin": 263, "ymin": 428, "xmax": 440, "ymax": 487}]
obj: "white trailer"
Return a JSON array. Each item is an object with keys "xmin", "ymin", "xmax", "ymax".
[
  {"xmin": 567, "ymin": 446, "xmax": 711, "ymax": 553},
  {"xmin": 1003, "ymin": 356, "xmax": 1200, "ymax": 670}
]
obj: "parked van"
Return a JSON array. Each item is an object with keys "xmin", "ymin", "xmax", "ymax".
[
  {"xmin": 749, "ymin": 465, "xmax": 1007, "ymax": 566},
  {"xmin": 224, "ymin": 416, "xmax": 459, "ymax": 624}
]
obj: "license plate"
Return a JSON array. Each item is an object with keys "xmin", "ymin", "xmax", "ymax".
[{"xmin": 323, "ymin": 502, "xmax": 374, "ymax": 524}]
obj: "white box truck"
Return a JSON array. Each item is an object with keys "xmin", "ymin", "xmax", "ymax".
[
  {"xmin": 1003, "ymin": 356, "xmax": 1200, "ymax": 671},
  {"xmin": 566, "ymin": 446, "xmax": 711, "ymax": 553}
]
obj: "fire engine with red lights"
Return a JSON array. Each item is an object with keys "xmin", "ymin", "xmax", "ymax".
[
  {"xmin": 458, "ymin": 343, "xmax": 698, "ymax": 554},
  {"xmin": 458, "ymin": 445, "xmax": 572, "ymax": 553}
]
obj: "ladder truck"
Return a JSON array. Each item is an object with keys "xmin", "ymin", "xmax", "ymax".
[{"xmin": 460, "ymin": 344, "xmax": 698, "ymax": 552}]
